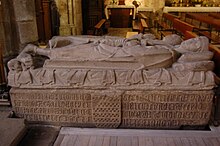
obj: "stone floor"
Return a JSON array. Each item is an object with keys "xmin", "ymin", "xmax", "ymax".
[
  {"xmin": 0, "ymin": 107, "xmax": 26, "ymax": 146},
  {"xmin": 104, "ymin": 27, "xmax": 160, "ymax": 39},
  {"xmin": 54, "ymin": 126, "xmax": 220, "ymax": 146},
  {"xmin": 18, "ymin": 125, "xmax": 60, "ymax": 146},
  {"xmin": 2, "ymin": 121, "xmax": 220, "ymax": 146},
  {"xmin": 105, "ymin": 27, "xmax": 132, "ymax": 38}
]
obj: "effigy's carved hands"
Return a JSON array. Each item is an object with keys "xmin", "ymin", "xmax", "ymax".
[
  {"xmin": 20, "ymin": 44, "xmax": 38, "ymax": 55},
  {"xmin": 7, "ymin": 59, "xmax": 22, "ymax": 72},
  {"xmin": 8, "ymin": 44, "xmax": 51, "ymax": 72},
  {"xmin": 8, "ymin": 53, "xmax": 33, "ymax": 71}
]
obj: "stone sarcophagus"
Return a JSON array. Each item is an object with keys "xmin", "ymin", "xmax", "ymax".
[{"xmin": 8, "ymin": 34, "xmax": 217, "ymax": 129}]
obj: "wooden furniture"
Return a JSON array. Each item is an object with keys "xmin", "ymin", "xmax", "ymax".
[
  {"xmin": 82, "ymin": 0, "xmax": 104, "ymax": 34},
  {"xmin": 184, "ymin": 31, "xmax": 198, "ymax": 40},
  {"xmin": 105, "ymin": 5, "xmax": 136, "ymax": 20},
  {"xmin": 35, "ymin": 0, "xmax": 53, "ymax": 43},
  {"xmin": 140, "ymin": 19, "xmax": 148, "ymax": 33},
  {"xmin": 132, "ymin": 20, "xmax": 140, "ymax": 32},
  {"xmin": 156, "ymin": 13, "xmax": 180, "ymax": 31},
  {"xmin": 110, "ymin": 8, "xmax": 131, "ymax": 28},
  {"xmin": 209, "ymin": 44, "xmax": 220, "ymax": 76},
  {"xmin": 185, "ymin": 13, "xmax": 220, "ymax": 44},
  {"xmin": 209, "ymin": 13, "xmax": 220, "ymax": 19},
  {"xmin": 105, "ymin": 5, "xmax": 136, "ymax": 28},
  {"xmin": 159, "ymin": 18, "xmax": 195, "ymax": 39},
  {"xmin": 132, "ymin": 13, "xmax": 149, "ymax": 33},
  {"xmin": 94, "ymin": 19, "xmax": 107, "ymax": 36},
  {"xmin": 139, "ymin": 12, "xmax": 148, "ymax": 20}
]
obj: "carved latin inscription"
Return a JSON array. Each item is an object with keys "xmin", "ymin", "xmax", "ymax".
[
  {"xmin": 10, "ymin": 88, "xmax": 214, "ymax": 128},
  {"xmin": 121, "ymin": 91, "xmax": 213, "ymax": 128},
  {"xmin": 11, "ymin": 89, "xmax": 93, "ymax": 124}
]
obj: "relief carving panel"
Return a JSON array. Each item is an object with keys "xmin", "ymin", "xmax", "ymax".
[{"xmin": 10, "ymin": 88, "xmax": 214, "ymax": 128}]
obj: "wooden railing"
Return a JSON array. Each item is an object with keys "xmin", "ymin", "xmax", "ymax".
[
  {"xmin": 94, "ymin": 19, "xmax": 107, "ymax": 36},
  {"xmin": 184, "ymin": 13, "xmax": 220, "ymax": 44},
  {"xmin": 132, "ymin": 12, "xmax": 149, "ymax": 33}
]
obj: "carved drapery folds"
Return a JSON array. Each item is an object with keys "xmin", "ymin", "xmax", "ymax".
[
  {"xmin": 8, "ymin": 34, "xmax": 217, "ymax": 128},
  {"xmin": 7, "ymin": 34, "xmax": 218, "ymax": 90}
]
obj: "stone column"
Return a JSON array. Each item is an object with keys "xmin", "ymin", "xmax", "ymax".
[
  {"xmin": 12, "ymin": 0, "xmax": 38, "ymax": 50},
  {"xmin": 74, "ymin": 0, "xmax": 82, "ymax": 35},
  {"xmin": 56, "ymin": 0, "xmax": 71, "ymax": 35},
  {"xmin": 55, "ymin": 0, "xmax": 82, "ymax": 35},
  {"xmin": 0, "ymin": 0, "xmax": 17, "ymax": 56}
]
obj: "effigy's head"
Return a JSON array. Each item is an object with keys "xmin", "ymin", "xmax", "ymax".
[
  {"xmin": 175, "ymin": 36, "xmax": 209, "ymax": 53},
  {"xmin": 162, "ymin": 34, "xmax": 182, "ymax": 46}
]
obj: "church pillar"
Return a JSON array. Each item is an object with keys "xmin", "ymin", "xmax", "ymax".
[
  {"xmin": 55, "ymin": 0, "xmax": 82, "ymax": 35},
  {"xmin": 12, "ymin": 0, "xmax": 38, "ymax": 50},
  {"xmin": 55, "ymin": 0, "xmax": 69, "ymax": 35},
  {"xmin": 74, "ymin": 0, "xmax": 82, "ymax": 35}
]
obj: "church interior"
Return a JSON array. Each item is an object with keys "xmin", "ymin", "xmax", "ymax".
[{"xmin": 1, "ymin": 0, "xmax": 220, "ymax": 145}]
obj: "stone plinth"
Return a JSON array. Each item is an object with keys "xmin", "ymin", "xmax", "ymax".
[{"xmin": 11, "ymin": 88, "xmax": 213, "ymax": 129}]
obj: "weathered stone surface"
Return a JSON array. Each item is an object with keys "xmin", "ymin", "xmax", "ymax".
[
  {"xmin": 8, "ymin": 34, "xmax": 217, "ymax": 128},
  {"xmin": 12, "ymin": 0, "xmax": 36, "ymax": 21},
  {"xmin": 0, "ymin": 118, "xmax": 26, "ymax": 146},
  {"xmin": 17, "ymin": 21, "xmax": 38, "ymax": 44},
  {"xmin": 7, "ymin": 35, "xmax": 217, "ymax": 90},
  {"xmin": 121, "ymin": 90, "xmax": 213, "ymax": 128},
  {"xmin": 10, "ymin": 88, "xmax": 213, "ymax": 129}
]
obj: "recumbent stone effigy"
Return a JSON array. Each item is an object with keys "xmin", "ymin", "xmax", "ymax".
[{"xmin": 8, "ymin": 34, "xmax": 218, "ymax": 128}]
